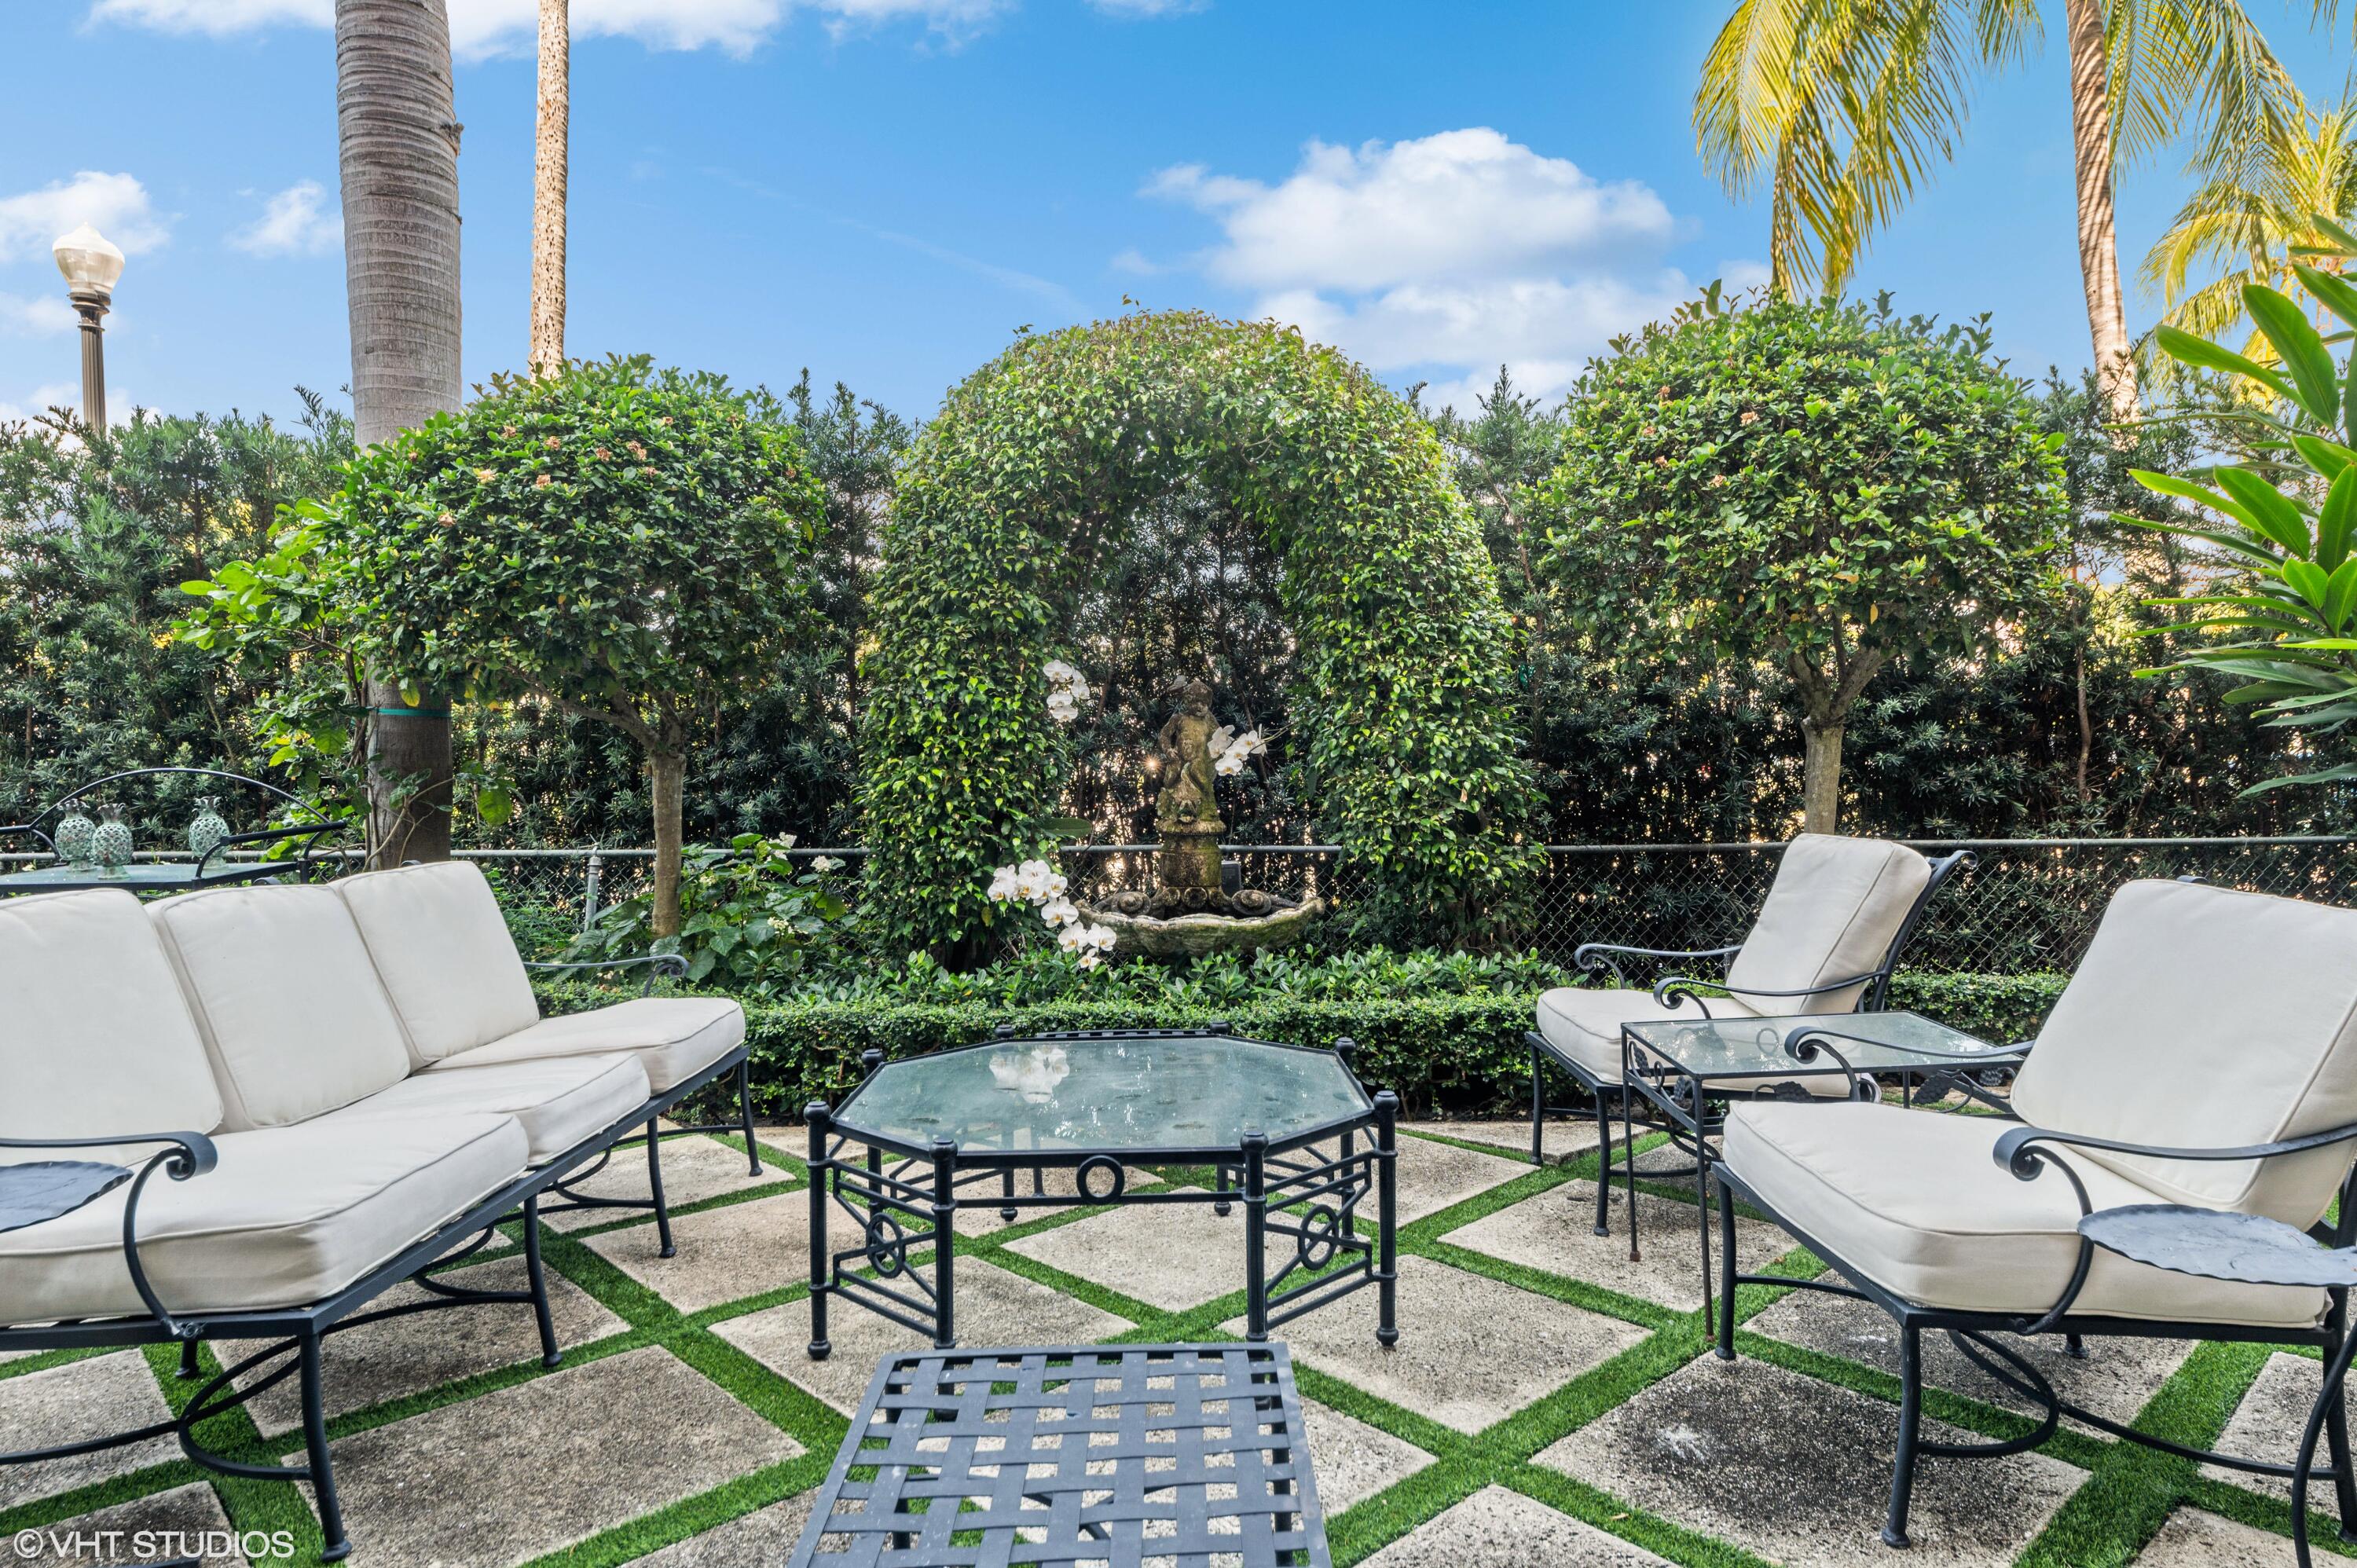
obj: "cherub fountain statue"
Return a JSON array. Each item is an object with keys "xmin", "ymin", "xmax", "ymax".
[{"xmin": 1084, "ymin": 677, "xmax": 1323, "ymax": 957}]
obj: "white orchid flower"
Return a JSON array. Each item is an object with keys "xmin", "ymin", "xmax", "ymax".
[
  {"xmin": 1056, "ymin": 922, "xmax": 1087, "ymax": 952},
  {"xmin": 1086, "ymin": 923, "xmax": 1116, "ymax": 953},
  {"xmin": 1039, "ymin": 897, "xmax": 1080, "ymax": 928},
  {"xmin": 811, "ymin": 855, "xmax": 843, "ymax": 874},
  {"xmin": 1076, "ymin": 951, "xmax": 1102, "ymax": 970},
  {"xmin": 1215, "ymin": 752, "xmax": 1244, "ymax": 777},
  {"xmin": 1043, "ymin": 868, "xmax": 1069, "ymax": 898},
  {"xmin": 1231, "ymin": 728, "xmax": 1266, "ymax": 757},
  {"xmin": 987, "ymin": 865, "xmax": 1021, "ymax": 902}
]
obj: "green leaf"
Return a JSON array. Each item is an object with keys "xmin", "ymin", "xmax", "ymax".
[
  {"xmin": 475, "ymin": 785, "xmax": 514, "ymax": 826},
  {"xmin": 2295, "ymin": 263, "xmax": 2357, "ymax": 335},
  {"xmin": 2213, "ymin": 468, "xmax": 2311, "ymax": 557},
  {"xmin": 2243, "ymin": 284, "xmax": 2341, "ymax": 427},
  {"xmin": 2152, "ymin": 324, "xmax": 2295, "ymax": 402}
]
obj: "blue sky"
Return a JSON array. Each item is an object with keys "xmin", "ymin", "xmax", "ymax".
[{"xmin": 1, "ymin": 0, "xmax": 2349, "ymax": 427}]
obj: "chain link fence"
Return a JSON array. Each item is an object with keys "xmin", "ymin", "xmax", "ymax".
[{"xmin": 454, "ymin": 836, "xmax": 2357, "ymax": 975}]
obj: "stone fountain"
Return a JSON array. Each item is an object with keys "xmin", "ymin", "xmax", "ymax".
[{"xmin": 1084, "ymin": 677, "xmax": 1323, "ymax": 958}]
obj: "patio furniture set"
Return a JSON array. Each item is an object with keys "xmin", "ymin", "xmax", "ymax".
[{"xmin": 9, "ymin": 816, "xmax": 2357, "ymax": 1565}]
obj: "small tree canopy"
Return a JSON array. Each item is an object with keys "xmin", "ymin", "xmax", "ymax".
[
  {"xmin": 1532, "ymin": 291, "xmax": 2067, "ymax": 830},
  {"xmin": 306, "ymin": 354, "xmax": 825, "ymax": 932}
]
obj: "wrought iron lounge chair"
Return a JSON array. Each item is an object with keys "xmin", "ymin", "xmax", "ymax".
[
  {"xmin": 1712, "ymin": 877, "xmax": 2357, "ymax": 1548},
  {"xmin": 1527, "ymin": 833, "xmax": 1970, "ymax": 1232}
]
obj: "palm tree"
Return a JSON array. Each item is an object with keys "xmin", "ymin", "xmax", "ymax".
[
  {"xmin": 1695, "ymin": 0, "xmax": 2298, "ymax": 423},
  {"xmin": 334, "ymin": 0, "xmax": 462, "ymax": 864},
  {"xmin": 2143, "ymin": 85, "xmax": 2357, "ymax": 390},
  {"xmin": 530, "ymin": 0, "xmax": 567, "ymax": 374}
]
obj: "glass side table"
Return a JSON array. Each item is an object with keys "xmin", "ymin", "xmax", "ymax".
[
  {"xmin": 805, "ymin": 1028, "xmax": 1400, "ymax": 1354},
  {"xmin": 1618, "ymin": 1009, "xmax": 2029, "ymax": 1329},
  {"xmin": 0, "ymin": 1161, "xmax": 131, "ymax": 1234},
  {"xmin": 2081, "ymin": 1203, "xmax": 2357, "ymax": 1566}
]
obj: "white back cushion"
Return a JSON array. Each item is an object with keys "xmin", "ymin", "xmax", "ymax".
[
  {"xmin": 149, "ymin": 885, "xmax": 413, "ymax": 1130},
  {"xmin": 0, "ymin": 889, "xmax": 224, "ymax": 1164},
  {"xmin": 1724, "ymin": 835, "xmax": 1933, "ymax": 1013},
  {"xmin": 2012, "ymin": 879, "xmax": 2357, "ymax": 1222},
  {"xmin": 337, "ymin": 862, "xmax": 541, "ymax": 1067}
]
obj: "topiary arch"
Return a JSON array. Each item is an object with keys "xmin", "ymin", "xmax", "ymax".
[{"xmin": 860, "ymin": 311, "xmax": 1544, "ymax": 958}]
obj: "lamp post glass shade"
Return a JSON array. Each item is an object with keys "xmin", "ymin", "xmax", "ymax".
[{"xmin": 52, "ymin": 225, "xmax": 123, "ymax": 297}]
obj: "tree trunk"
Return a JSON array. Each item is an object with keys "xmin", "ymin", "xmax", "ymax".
[
  {"xmin": 530, "ymin": 0, "xmax": 567, "ymax": 374},
  {"xmin": 2062, "ymin": 0, "xmax": 2139, "ymax": 423},
  {"xmin": 1800, "ymin": 717, "xmax": 1843, "ymax": 833},
  {"xmin": 336, "ymin": 0, "xmax": 463, "ymax": 866},
  {"xmin": 650, "ymin": 748, "xmax": 687, "ymax": 938},
  {"xmin": 365, "ymin": 680, "xmax": 453, "ymax": 863}
]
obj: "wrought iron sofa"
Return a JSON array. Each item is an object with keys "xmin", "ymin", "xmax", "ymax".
[
  {"xmin": 1528, "ymin": 833, "xmax": 1970, "ymax": 1230},
  {"xmin": 1712, "ymin": 877, "xmax": 2357, "ymax": 1548},
  {"xmin": 0, "ymin": 874, "xmax": 745, "ymax": 1559},
  {"xmin": 333, "ymin": 860, "xmax": 760, "ymax": 1252}
]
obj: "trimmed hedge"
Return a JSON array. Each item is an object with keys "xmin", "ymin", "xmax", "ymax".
[{"xmin": 541, "ymin": 965, "xmax": 2070, "ymax": 1120}]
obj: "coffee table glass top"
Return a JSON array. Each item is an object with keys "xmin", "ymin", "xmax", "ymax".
[
  {"xmin": 0, "ymin": 860, "xmax": 281, "ymax": 896},
  {"xmin": 834, "ymin": 1034, "xmax": 1372, "ymax": 1153},
  {"xmin": 1622, "ymin": 1009, "xmax": 2022, "ymax": 1080}
]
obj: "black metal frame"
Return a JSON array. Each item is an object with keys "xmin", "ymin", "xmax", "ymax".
[
  {"xmin": 0, "ymin": 1031, "xmax": 752, "ymax": 1561},
  {"xmin": 519, "ymin": 953, "xmax": 764, "ymax": 1256},
  {"xmin": 1710, "ymin": 1101, "xmax": 2357, "ymax": 1552},
  {"xmin": 0, "ymin": 766, "xmax": 349, "ymax": 892},
  {"xmin": 1527, "ymin": 848, "xmax": 1976, "ymax": 1236},
  {"xmin": 801, "ymin": 1026, "xmax": 1398, "ymax": 1356},
  {"xmin": 789, "ymin": 1341, "xmax": 1330, "ymax": 1568}
]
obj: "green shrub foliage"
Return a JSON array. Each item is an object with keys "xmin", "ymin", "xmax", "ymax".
[
  {"xmin": 1532, "ymin": 293, "xmax": 2068, "ymax": 831},
  {"xmin": 860, "ymin": 312, "xmax": 1545, "ymax": 958},
  {"xmin": 284, "ymin": 355, "xmax": 826, "ymax": 934}
]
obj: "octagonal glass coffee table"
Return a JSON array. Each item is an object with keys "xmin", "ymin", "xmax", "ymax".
[{"xmin": 803, "ymin": 1026, "xmax": 1400, "ymax": 1356}]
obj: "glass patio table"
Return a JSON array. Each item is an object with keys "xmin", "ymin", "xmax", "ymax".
[
  {"xmin": 1618, "ymin": 1009, "xmax": 2030, "ymax": 1330},
  {"xmin": 803, "ymin": 1026, "xmax": 1401, "ymax": 1356},
  {"xmin": 0, "ymin": 860, "xmax": 290, "ymax": 898}
]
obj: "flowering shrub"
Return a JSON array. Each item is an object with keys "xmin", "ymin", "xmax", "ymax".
[
  {"xmin": 987, "ymin": 858, "xmax": 1116, "ymax": 965},
  {"xmin": 569, "ymin": 832, "xmax": 852, "ymax": 997}
]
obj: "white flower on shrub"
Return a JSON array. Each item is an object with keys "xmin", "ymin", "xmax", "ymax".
[
  {"xmin": 988, "ymin": 865, "xmax": 1021, "ymax": 903},
  {"xmin": 1208, "ymin": 725, "xmax": 1268, "ymax": 778},
  {"xmin": 1043, "ymin": 659, "xmax": 1091, "ymax": 725},
  {"xmin": 1039, "ymin": 897, "xmax": 1080, "ymax": 928},
  {"xmin": 809, "ymin": 855, "xmax": 844, "ymax": 874}
]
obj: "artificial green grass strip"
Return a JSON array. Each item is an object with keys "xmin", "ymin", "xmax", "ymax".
[
  {"xmin": 1502, "ymin": 1459, "xmax": 1778, "ymax": 1568},
  {"xmin": 511, "ymin": 1456, "xmax": 824, "ymax": 1568}
]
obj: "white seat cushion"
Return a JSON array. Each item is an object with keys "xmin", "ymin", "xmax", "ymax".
[
  {"xmin": 1723, "ymin": 1101, "xmax": 2325, "ymax": 1329},
  {"xmin": 0, "ymin": 889, "xmax": 224, "ymax": 1168},
  {"xmin": 149, "ymin": 885, "xmax": 413, "ymax": 1131},
  {"xmin": 1534, "ymin": 987, "xmax": 1853, "ymax": 1098},
  {"xmin": 0, "ymin": 1112, "xmax": 528, "ymax": 1324},
  {"xmin": 336, "ymin": 862, "xmax": 542, "ymax": 1068},
  {"xmin": 1724, "ymin": 834, "xmax": 1931, "ymax": 1013},
  {"xmin": 431, "ymin": 997, "xmax": 746, "ymax": 1094},
  {"xmin": 337, "ymin": 1053, "xmax": 650, "ymax": 1165},
  {"xmin": 2012, "ymin": 880, "xmax": 2357, "ymax": 1225}
]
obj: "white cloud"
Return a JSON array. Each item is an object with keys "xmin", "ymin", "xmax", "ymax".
[
  {"xmin": 0, "ymin": 172, "xmax": 170, "ymax": 264},
  {"xmin": 91, "ymin": 0, "xmax": 1010, "ymax": 56},
  {"xmin": 229, "ymin": 181, "xmax": 343, "ymax": 256},
  {"xmin": 1143, "ymin": 129, "xmax": 1763, "ymax": 403},
  {"xmin": 0, "ymin": 293, "xmax": 77, "ymax": 335}
]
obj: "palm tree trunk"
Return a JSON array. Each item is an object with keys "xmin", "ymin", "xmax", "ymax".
[
  {"xmin": 530, "ymin": 0, "xmax": 567, "ymax": 374},
  {"xmin": 2062, "ymin": 0, "xmax": 2139, "ymax": 423},
  {"xmin": 335, "ymin": 0, "xmax": 462, "ymax": 866}
]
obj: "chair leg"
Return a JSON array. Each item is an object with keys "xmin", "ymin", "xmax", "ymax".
[
  {"xmin": 645, "ymin": 1119, "xmax": 677, "ymax": 1258},
  {"xmin": 736, "ymin": 1060, "xmax": 761, "ymax": 1176},
  {"xmin": 298, "ymin": 1327, "xmax": 351, "ymax": 1563},
  {"xmin": 522, "ymin": 1194, "xmax": 561, "ymax": 1368},
  {"xmin": 1883, "ymin": 1324, "xmax": 1924, "ymax": 1548},
  {"xmin": 178, "ymin": 1339, "xmax": 200, "ymax": 1379},
  {"xmin": 1592, "ymin": 1090, "xmax": 1614, "ymax": 1238},
  {"xmin": 2326, "ymin": 1334, "xmax": 2357, "ymax": 1541},
  {"xmin": 1530, "ymin": 1042, "xmax": 1545, "ymax": 1167},
  {"xmin": 1716, "ymin": 1178, "xmax": 1738, "ymax": 1361}
]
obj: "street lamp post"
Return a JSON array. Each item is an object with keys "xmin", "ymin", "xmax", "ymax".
[{"xmin": 51, "ymin": 224, "xmax": 124, "ymax": 430}]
